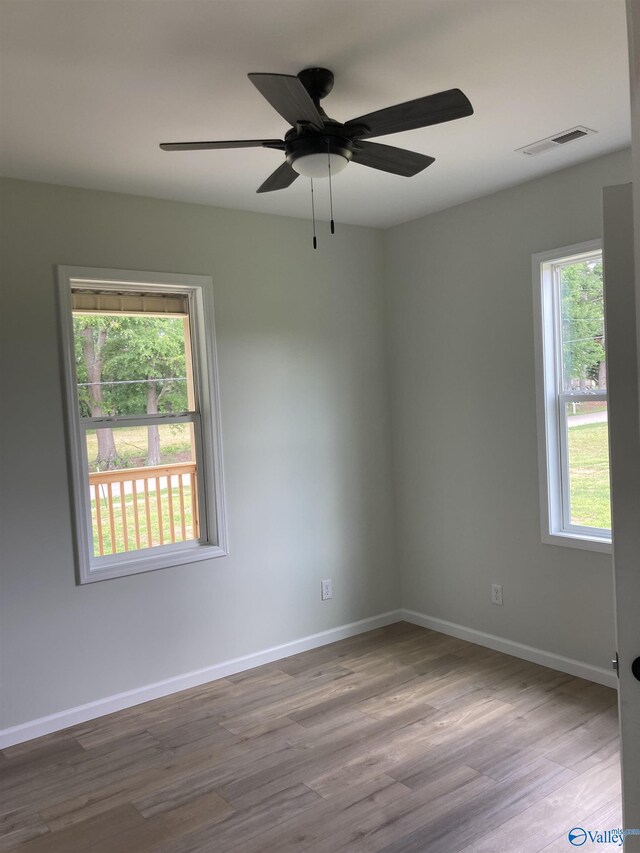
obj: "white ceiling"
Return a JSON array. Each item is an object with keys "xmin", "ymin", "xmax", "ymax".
[{"xmin": 0, "ymin": 0, "xmax": 630, "ymax": 228}]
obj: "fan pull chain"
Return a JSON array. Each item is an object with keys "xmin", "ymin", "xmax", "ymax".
[
  {"xmin": 327, "ymin": 141, "xmax": 335, "ymax": 234},
  {"xmin": 310, "ymin": 178, "xmax": 317, "ymax": 249}
]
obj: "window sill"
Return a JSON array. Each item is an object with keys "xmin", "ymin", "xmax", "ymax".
[
  {"xmin": 542, "ymin": 531, "xmax": 612, "ymax": 555},
  {"xmin": 80, "ymin": 541, "xmax": 227, "ymax": 584}
]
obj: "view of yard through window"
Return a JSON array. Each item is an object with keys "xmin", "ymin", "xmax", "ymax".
[
  {"xmin": 73, "ymin": 310, "xmax": 199, "ymax": 556},
  {"xmin": 560, "ymin": 257, "xmax": 611, "ymax": 530},
  {"xmin": 566, "ymin": 409, "xmax": 611, "ymax": 529}
]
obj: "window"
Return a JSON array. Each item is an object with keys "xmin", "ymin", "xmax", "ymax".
[
  {"xmin": 533, "ymin": 240, "xmax": 611, "ymax": 552},
  {"xmin": 57, "ymin": 267, "xmax": 227, "ymax": 582}
]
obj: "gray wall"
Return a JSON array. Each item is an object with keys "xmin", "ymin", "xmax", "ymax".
[
  {"xmin": 385, "ymin": 148, "xmax": 631, "ymax": 670},
  {"xmin": 0, "ymin": 178, "xmax": 399, "ymax": 728},
  {"xmin": 1, "ymin": 149, "xmax": 630, "ymax": 731}
]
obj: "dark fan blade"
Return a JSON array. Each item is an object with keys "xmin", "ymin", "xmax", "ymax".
[
  {"xmin": 345, "ymin": 88, "xmax": 473, "ymax": 139},
  {"xmin": 249, "ymin": 73, "xmax": 323, "ymax": 130},
  {"xmin": 351, "ymin": 141, "xmax": 434, "ymax": 177},
  {"xmin": 256, "ymin": 161, "xmax": 299, "ymax": 193},
  {"xmin": 160, "ymin": 139, "xmax": 285, "ymax": 151}
]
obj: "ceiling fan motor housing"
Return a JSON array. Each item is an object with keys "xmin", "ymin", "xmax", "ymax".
[
  {"xmin": 285, "ymin": 69, "xmax": 355, "ymax": 177},
  {"xmin": 285, "ymin": 124, "xmax": 354, "ymax": 176}
]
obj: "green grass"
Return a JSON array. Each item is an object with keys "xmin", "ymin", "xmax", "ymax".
[
  {"xmin": 91, "ymin": 483, "xmax": 196, "ymax": 556},
  {"xmin": 88, "ymin": 424, "xmax": 197, "ymax": 555},
  {"xmin": 86, "ymin": 424, "xmax": 191, "ymax": 471},
  {"xmin": 567, "ymin": 421, "xmax": 611, "ymax": 529}
]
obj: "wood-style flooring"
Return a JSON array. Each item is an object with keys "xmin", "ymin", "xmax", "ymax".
[{"xmin": 0, "ymin": 622, "xmax": 621, "ymax": 852}]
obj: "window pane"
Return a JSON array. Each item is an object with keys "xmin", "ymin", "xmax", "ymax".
[
  {"xmin": 560, "ymin": 258, "xmax": 606, "ymax": 392},
  {"xmin": 87, "ymin": 424, "xmax": 198, "ymax": 557},
  {"xmin": 72, "ymin": 314, "xmax": 192, "ymax": 417},
  {"xmin": 565, "ymin": 401, "xmax": 611, "ymax": 529}
]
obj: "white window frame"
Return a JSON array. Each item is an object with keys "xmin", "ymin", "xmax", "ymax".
[
  {"xmin": 532, "ymin": 239, "xmax": 611, "ymax": 553},
  {"xmin": 57, "ymin": 266, "xmax": 228, "ymax": 583}
]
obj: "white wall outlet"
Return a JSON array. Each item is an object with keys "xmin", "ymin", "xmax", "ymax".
[
  {"xmin": 491, "ymin": 584, "xmax": 503, "ymax": 606},
  {"xmin": 321, "ymin": 579, "xmax": 333, "ymax": 601}
]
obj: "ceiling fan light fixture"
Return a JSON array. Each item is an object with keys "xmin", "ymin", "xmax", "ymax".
[{"xmin": 291, "ymin": 152, "xmax": 349, "ymax": 178}]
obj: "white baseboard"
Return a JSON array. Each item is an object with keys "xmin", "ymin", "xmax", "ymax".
[
  {"xmin": 1, "ymin": 607, "xmax": 616, "ymax": 748},
  {"xmin": 0, "ymin": 610, "xmax": 402, "ymax": 749},
  {"xmin": 400, "ymin": 609, "xmax": 617, "ymax": 689}
]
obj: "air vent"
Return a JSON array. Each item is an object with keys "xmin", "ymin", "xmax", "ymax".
[
  {"xmin": 516, "ymin": 126, "xmax": 597, "ymax": 156},
  {"xmin": 552, "ymin": 129, "xmax": 588, "ymax": 144}
]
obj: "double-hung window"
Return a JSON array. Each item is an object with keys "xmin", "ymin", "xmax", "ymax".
[
  {"xmin": 58, "ymin": 267, "xmax": 227, "ymax": 582},
  {"xmin": 533, "ymin": 240, "xmax": 611, "ymax": 551}
]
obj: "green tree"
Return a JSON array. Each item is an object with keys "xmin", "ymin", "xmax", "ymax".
[
  {"xmin": 74, "ymin": 316, "xmax": 122, "ymax": 468},
  {"xmin": 103, "ymin": 317, "xmax": 187, "ymax": 465},
  {"xmin": 560, "ymin": 259, "xmax": 605, "ymax": 391},
  {"xmin": 74, "ymin": 315, "xmax": 187, "ymax": 468}
]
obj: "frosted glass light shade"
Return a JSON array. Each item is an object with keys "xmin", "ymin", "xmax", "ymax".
[{"xmin": 292, "ymin": 152, "xmax": 349, "ymax": 178}]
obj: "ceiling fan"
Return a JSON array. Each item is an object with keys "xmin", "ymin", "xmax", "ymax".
[{"xmin": 160, "ymin": 68, "xmax": 474, "ymax": 193}]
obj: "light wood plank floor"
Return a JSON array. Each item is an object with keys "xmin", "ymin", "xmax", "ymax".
[{"xmin": 1, "ymin": 623, "xmax": 621, "ymax": 852}]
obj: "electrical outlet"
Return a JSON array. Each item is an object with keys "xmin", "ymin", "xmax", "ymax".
[
  {"xmin": 491, "ymin": 584, "xmax": 503, "ymax": 606},
  {"xmin": 321, "ymin": 579, "xmax": 333, "ymax": 601}
]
